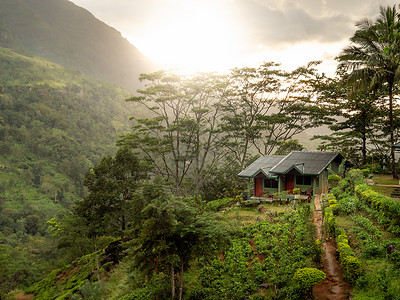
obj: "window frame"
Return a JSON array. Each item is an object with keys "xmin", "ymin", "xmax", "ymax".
[
  {"xmin": 295, "ymin": 175, "xmax": 312, "ymax": 186},
  {"xmin": 264, "ymin": 178, "xmax": 278, "ymax": 189}
]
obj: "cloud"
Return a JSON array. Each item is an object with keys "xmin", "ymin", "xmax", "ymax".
[
  {"xmin": 230, "ymin": 0, "xmax": 357, "ymax": 50},
  {"xmin": 69, "ymin": 0, "xmax": 400, "ymax": 73},
  {"xmin": 71, "ymin": 0, "xmax": 400, "ymax": 49}
]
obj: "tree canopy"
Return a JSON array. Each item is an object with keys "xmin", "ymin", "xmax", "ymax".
[{"xmin": 336, "ymin": 5, "xmax": 400, "ymax": 177}]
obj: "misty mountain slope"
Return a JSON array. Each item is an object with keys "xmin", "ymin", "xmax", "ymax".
[
  {"xmin": 0, "ymin": 45, "xmax": 140, "ymax": 230},
  {"xmin": 0, "ymin": 0, "xmax": 155, "ymax": 90},
  {"xmin": 0, "ymin": 45, "xmax": 149, "ymax": 292}
]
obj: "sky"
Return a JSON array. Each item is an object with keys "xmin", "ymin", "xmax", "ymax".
[{"xmin": 70, "ymin": 0, "xmax": 399, "ymax": 76}]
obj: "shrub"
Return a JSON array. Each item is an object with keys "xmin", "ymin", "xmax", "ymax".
[
  {"xmin": 341, "ymin": 255, "xmax": 362, "ymax": 283},
  {"xmin": 361, "ymin": 168, "xmax": 371, "ymax": 178},
  {"xmin": 336, "ymin": 196, "xmax": 360, "ymax": 214},
  {"xmin": 328, "ymin": 174, "xmax": 341, "ymax": 188},
  {"xmin": 324, "ymin": 207, "xmax": 336, "ymax": 237},
  {"xmin": 324, "ymin": 195, "xmax": 362, "ymax": 284},
  {"xmin": 70, "ymin": 280, "xmax": 105, "ymax": 300},
  {"xmin": 390, "ymin": 251, "xmax": 400, "ymax": 268},
  {"xmin": 313, "ymin": 239, "xmax": 323, "ymax": 263},
  {"xmin": 348, "ymin": 169, "xmax": 365, "ymax": 187},
  {"xmin": 328, "ymin": 199, "xmax": 337, "ymax": 205},
  {"xmin": 355, "ymin": 184, "xmax": 400, "ymax": 235},
  {"xmin": 362, "ymin": 242, "xmax": 385, "ymax": 259},
  {"xmin": 293, "ymin": 267, "xmax": 326, "ymax": 290},
  {"xmin": 206, "ymin": 198, "xmax": 235, "ymax": 211},
  {"xmin": 336, "ymin": 234, "xmax": 362, "ymax": 283}
]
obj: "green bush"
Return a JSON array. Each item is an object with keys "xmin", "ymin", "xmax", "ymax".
[
  {"xmin": 336, "ymin": 234, "xmax": 362, "ymax": 283},
  {"xmin": 70, "ymin": 280, "xmax": 105, "ymax": 300},
  {"xmin": 341, "ymin": 255, "xmax": 362, "ymax": 283},
  {"xmin": 293, "ymin": 267, "xmax": 326, "ymax": 290},
  {"xmin": 206, "ymin": 197, "xmax": 235, "ymax": 211},
  {"xmin": 293, "ymin": 188, "xmax": 301, "ymax": 194},
  {"xmin": 313, "ymin": 239, "xmax": 323, "ymax": 264},
  {"xmin": 120, "ymin": 273, "xmax": 171, "ymax": 300},
  {"xmin": 355, "ymin": 184, "xmax": 400, "ymax": 235},
  {"xmin": 362, "ymin": 242, "xmax": 385, "ymax": 259},
  {"xmin": 324, "ymin": 207, "xmax": 336, "ymax": 237},
  {"xmin": 328, "ymin": 174, "xmax": 341, "ymax": 187},
  {"xmin": 390, "ymin": 251, "xmax": 400, "ymax": 268},
  {"xmin": 328, "ymin": 199, "xmax": 337, "ymax": 205},
  {"xmin": 324, "ymin": 194, "xmax": 362, "ymax": 284},
  {"xmin": 361, "ymin": 168, "xmax": 371, "ymax": 178},
  {"xmin": 336, "ymin": 196, "xmax": 360, "ymax": 214},
  {"xmin": 348, "ymin": 169, "xmax": 365, "ymax": 186}
]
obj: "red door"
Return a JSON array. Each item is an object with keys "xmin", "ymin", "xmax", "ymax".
[
  {"xmin": 285, "ymin": 174, "xmax": 294, "ymax": 192},
  {"xmin": 255, "ymin": 177, "xmax": 263, "ymax": 197}
]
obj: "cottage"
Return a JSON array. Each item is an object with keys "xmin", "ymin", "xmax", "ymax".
[{"xmin": 238, "ymin": 151, "xmax": 349, "ymax": 197}]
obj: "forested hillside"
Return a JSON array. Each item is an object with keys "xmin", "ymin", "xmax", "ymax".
[
  {"xmin": 2, "ymin": 2, "xmax": 400, "ymax": 298},
  {"xmin": 0, "ymin": 47, "xmax": 142, "ymax": 294},
  {"xmin": 0, "ymin": 0, "xmax": 155, "ymax": 90}
]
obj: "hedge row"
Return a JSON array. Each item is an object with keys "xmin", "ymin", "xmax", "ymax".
[
  {"xmin": 324, "ymin": 194, "xmax": 362, "ymax": 284},
  {"xmin": 355, "ymin": 184, "xmax": 400, "ymax": 235},
  {"xmin": 336, "ymin": 234, "xmax": 362, "ymax": 283}
]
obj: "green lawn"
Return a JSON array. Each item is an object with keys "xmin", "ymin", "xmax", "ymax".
[
  {"xmin": 372, "ymin": 174, "xmax": 399, "ymax": 185},
  {"xmin": 370, "ymin": 185, "xmax": 396, "ymax": 197},
  {"xmin": 370, "ymin": 174, "xmax": 399, "ymax": 197}
]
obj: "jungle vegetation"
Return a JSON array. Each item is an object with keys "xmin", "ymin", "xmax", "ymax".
[{"xmin": 2, "ymin": 4, "xmax": 400, "ymax": 300}]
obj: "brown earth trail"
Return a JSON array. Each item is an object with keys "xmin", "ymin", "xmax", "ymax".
[{"xmin": 312, "ymin": 195, "xmax": 351, "ymax": 300}]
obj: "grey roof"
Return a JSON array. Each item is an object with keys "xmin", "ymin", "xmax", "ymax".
[
  {"xmin": 269, "ymin": 151, "xmax": 343, "ymax": 175},
  {"xmin": 238, "ymin": 156, "xmax": 284, "ymax": 178},
  {"xmin": 393, "ymin": 142, "xmax": 400, "ymax": 149},
  {"xmin": 238, "ymin": 151, "xmax": 345, "ymax": 178}
]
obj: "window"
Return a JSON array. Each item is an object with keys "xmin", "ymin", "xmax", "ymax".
[
  {"xmin": 264, "ymin": 178, "xmax": 278, "ymax": 188},
  {"xmin": 296, "ymin": 175, "xmax": 312, "ymax": 186}
]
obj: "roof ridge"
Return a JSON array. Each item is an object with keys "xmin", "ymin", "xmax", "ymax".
[{"xmin": 290, "ymin": 151, "xmax": 339, "ymax": 154}]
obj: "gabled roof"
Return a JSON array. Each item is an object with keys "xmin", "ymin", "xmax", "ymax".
[
  {"xmin": 238, "ymin": 156, "xmax": 284, "ymax": 178},
  {"xmin": 269, "ymin": 151, "xmax": 343, "ymax": 175},
  {"xmin": 238, "ymin": 151, "xmax": 345, "ymax": 178}
]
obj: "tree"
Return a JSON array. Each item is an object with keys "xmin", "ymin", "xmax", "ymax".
[
  {"xmin": 336, "ymin": 5, "xmax": 400, "ymax": 177},
  {"xmin": 75, "ymin": 147, "xmax": 147, "ymax": 237},
  {"xmin": 120, "ymin": 71, "xmax": 227, "ymax": 196},
  {"xmin": 274, "ymin": 139, "xmax": 304, "ymax": 155},
  {"xmin": 126, "ymin": 178, "xmax": 230, "ymax": 300},
  {"xmin": 220, "ymin": 61, "xmax": 328, "ymax": 168},
  {"xmin": 313, "ymin": 75, "xmax": 383, "ymax": 166},
  {"xmin": 199, "ymin": 158, "xmax": 247, "ymax": 202}
]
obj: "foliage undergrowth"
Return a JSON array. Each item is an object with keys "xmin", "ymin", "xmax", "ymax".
[{"xmin": 330, "ymin": 169, "xmax": 400, "ymax": 299}]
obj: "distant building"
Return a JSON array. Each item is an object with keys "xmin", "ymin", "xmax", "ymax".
[{"xmin": 238, "ymin": 151, "xmax": 350, "ymax": 197}]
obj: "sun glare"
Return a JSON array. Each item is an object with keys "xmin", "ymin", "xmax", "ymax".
[{"xmin": 132, "ymin": 1, "xmax": 243, "ymax": 73}]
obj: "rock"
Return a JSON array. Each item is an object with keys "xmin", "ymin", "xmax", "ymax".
[{"xmin": 259, "ymin": 283, "xmax": 269, "ymax": 289}]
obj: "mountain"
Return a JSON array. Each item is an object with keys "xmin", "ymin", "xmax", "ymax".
[
  {"xmin": 0, "ymin": 0, "xmax": 156, "ymax": 90},
  {"xmin": 0, "ymin": 46, "xmax": 145, "ymax": 294}
]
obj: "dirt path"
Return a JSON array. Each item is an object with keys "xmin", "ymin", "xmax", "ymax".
[{"xmin": 312, "ymin": 195, "xmax": 351, "ymax": 300}]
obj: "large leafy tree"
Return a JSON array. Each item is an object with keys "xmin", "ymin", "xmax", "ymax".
[
  {"xmin": 74, "ymin": 147, "xmax": 148, "ymax": 237},
  {"xmin": 127, "ymin": 178, "xmax": 229, "ymax": 300},
  {"xmin": 336, "ymin": 5, "xmax": 400, "ymax": 177},
  {"xmin": 120, "ymin": 71, "xmax": 227, "ymax": 196},
  {"xmin": 313, "ymin": 75, "xmax": 384, "ymax": 166},
  {"xmin": 220, "ymin": 61, "xmax": 328, "ymax": 168}
]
